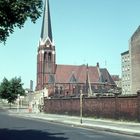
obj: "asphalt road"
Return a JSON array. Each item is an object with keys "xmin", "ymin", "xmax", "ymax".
[{"xmin": 0, "ymin": 111, "xmax": 139, "ymax": 140}]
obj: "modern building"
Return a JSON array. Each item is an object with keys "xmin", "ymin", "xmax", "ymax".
[
  {"xmin": 121, "ymin": 25, "xmax": 140, "ymax": 95},
  {"xmin": 121, "ymin": 51, "xmax": 131, "ymax": 94},
  {"xmin": 35, "ymin": 0, "xmax": 116, "ymax": 97},
  {"xmin": 130, "ymin": 26, "xmax": 140, "ymax": 94}
]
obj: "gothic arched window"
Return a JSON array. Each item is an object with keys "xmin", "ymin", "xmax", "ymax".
[
  {"xmin": 48, "ymin": 52, "xmax": 52, "ymax": 62},
  {"xmin": 44, "ymin": 52, "xmax": 47, "ymax": 62}
]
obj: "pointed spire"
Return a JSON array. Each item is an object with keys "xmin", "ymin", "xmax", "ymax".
[{"xmin": 41, "ymin": 0, "xmax": 53, "ymax": 43}]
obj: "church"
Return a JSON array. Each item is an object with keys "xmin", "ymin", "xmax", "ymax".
[{"xmin": 36, "ymin": 0, "xmax": 116, "ymax": 97}]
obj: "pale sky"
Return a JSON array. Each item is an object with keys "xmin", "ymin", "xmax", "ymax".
[{"xmin": 0, "ymin": 0, "xmax": 140, "ymax": 89}]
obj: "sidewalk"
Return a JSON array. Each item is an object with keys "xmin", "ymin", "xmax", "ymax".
[{"xmin": 7, "ymin": 109, "xmax": 140, "ymax": 137}]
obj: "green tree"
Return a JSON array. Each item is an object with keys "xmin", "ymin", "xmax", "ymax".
[
  {"xmin": 0, "ymin": 78, "xmax": 11, "ymax": 100},
  {"xmin": 0, "ymin": 77, "xmax": 25, "ymax": 104},
  {"xmin": 0, "ymin": 0, "xmax": 43, "ymax": 44}
]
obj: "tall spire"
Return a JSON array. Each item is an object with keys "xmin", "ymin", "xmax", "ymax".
[{"xmin": 40, "ymin": 0, "xmax": 53, "ymax": 43}]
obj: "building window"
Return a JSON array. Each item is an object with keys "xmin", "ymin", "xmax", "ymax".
[
  {"xmin": 44, "ymin": 52, "xmax": 47, "ymax": 61},
  {"xmin": 48, "ymin": 52, "xmax": 52, "ymax": 62}
]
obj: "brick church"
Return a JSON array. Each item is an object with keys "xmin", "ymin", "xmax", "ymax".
[{"xmin": 36, "ymin": 0, "xmax": 116, "ymax": 97}]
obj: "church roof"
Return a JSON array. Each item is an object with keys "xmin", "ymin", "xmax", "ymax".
[
  {"xmin": 40, "ymin": 0, "xmax": 53, "ymax": 43},
  {"xmin": 55, "ymin": 64, "xmax": 115, "ymax": 85},
  {"xmin": 100, "ymin": 68, "xmax": 115, "ymax": 84}
]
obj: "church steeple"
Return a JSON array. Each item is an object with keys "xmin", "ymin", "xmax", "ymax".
[
  {"xmin": 36, "ymin": 0, "xmax": 56, "ymax": 91},
  {"xmin": 40, "ymin": 0, "xmax": 53, "ymax": 44}
]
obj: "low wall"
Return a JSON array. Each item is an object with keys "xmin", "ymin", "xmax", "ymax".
[{"xmin": 44, "ymin": 93, "xmax": 140, "ymax": 121}]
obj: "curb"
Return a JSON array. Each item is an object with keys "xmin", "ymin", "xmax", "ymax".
[{"xmin": 9, "ymin": 113, "xmax": 140, "ymax": 137}]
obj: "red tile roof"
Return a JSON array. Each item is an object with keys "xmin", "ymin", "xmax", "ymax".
[{"xmin": 55, "ymin": 64, "xmax": 111, "ymax": 84}]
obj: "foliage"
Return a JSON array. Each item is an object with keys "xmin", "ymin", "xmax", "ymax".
[
  {"xmin": 0, "ymin": 77, "xmax": 25, "ymax": 104},
  {"xmin": 0, "ymin": 78, "xmax": 10, "ymax": 100},
  {"xmin": 0, "ymin": 0, "xmax": 43, "ymax": 44}
]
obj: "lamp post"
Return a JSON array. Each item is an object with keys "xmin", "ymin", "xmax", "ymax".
[
  {"xmin": 80, "ymin": 90, "xmax": 83, "ymax": 124},
  {"xmin": 17, "ymin": 94, "xmax": 20, "ymax": 112}
]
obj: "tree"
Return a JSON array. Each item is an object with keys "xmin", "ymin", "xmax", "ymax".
[
  {"xmin": 0, "ymin": 0, "xmax": 43, "ymax": 44},
  {"xmin": 0, "ymin": 78, "xmax": 11, "ymax": 100},
  {"xmin": 0, "ymin": 77, "xmax": 25, "ymax": 104}
]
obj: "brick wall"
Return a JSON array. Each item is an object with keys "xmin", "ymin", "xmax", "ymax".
[{"xmin": 44, "ymin": 93, "xmax": 140, "ymax": 121}]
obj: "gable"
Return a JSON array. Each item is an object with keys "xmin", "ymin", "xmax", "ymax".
[{"xmin": 69, "ymin": 73, "xmax": 77, "ymax": 83}]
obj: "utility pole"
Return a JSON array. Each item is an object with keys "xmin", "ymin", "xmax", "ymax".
[{"xmin": 80, "ymin": 90, "xmax": 83, "ymax": 124}]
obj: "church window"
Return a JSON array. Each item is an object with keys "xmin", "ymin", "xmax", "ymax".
[
  {"xmin": 48, "ymin": 52, "xmax": 52, "ymax": 62},
  {"xmin": 44, "ymin": 52, "xmax": 47, "ymax": 62},
  {"xmin": 48, "ymin": 75, "xmax": 55, "ymax": 83}
]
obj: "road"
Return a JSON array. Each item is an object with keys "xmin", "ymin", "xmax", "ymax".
[{"xmin": 0, "ymin": 111, "xmax": 139, "ymax": 140}]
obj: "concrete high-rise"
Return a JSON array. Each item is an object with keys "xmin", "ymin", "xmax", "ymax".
[
  {"xmin": 121, "ymin": 51, "xmax": 130, "ymax": 94},
  {"xmin": 130, "ymin": 26, "xmax": 140, "ymax": 94}
]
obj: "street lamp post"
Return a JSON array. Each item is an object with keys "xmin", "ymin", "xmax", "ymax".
[
  {"xmin": 80, "ymin": 90, "xmax": 83, "ymax": 124},
  {"xmin": 17, "ymin": 94, "xmax": 20, "ymax": 112}
]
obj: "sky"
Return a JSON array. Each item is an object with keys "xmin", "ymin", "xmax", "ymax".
[{"xmin": 0, "ymin": 0, "xmax": 140, "ymax": 89}]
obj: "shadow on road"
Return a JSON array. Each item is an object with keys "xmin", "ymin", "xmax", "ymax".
[{"xmin": 0, "ymin": 128, "xmax": 68, "ymax": 140}]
